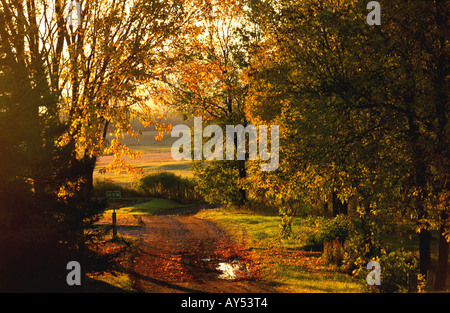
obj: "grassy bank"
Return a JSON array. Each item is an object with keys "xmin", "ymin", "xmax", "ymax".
[
  {"xmin": 195, "ymin": 208, "xmax": 365, "ymax": 293},
  {"xmin": 104, "ymin": 198, "xmax": 195, "ymax": 216}
]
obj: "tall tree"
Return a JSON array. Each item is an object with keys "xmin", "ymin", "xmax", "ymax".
[
  {"xmin": 246, "ymin": 0, "xmax": 449, "ymax": 286},
  {"xmin": 154, "ymin": 0, "xmax": 262, "ymax": 205},
  {"xmin": 0, "ymin": 4, "xmax": 102, "ymax": 290},
  {"xmin": 0, "ymin": 0, "xmax": 190, "ymax": 193},
  {"xmin": 0, "ymin": 0, "xmax": 189, "ymax": 290}
]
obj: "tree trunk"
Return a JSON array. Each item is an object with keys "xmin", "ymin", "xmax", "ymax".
[
  {"xmin": 415, "ymin": 152, "xmax": 431, "ymax": 278},
  {"xmin": 409, "ymin": 123, "xmax": 431, "ymax": 278},
  {"xmin": 341, "ymin": 200, "xmax": 348, "ymax": 215},
  {"xmin": 432, "ymin": 0, "xmax": 449, "ymax": 292},
  {"xmin": 419, "ymin": 227, "xmax": 431, "ymax": 278},
  {"xmin": 434, "ymin": 211, "xmax": 449, "ymax": 291},
  {"xmin": 332, "ymin": 190, "xmax": 348, "ymax": 217},
  {"xmin": 237, "ymin": 159, "xmax": 247, "ymax": 206},
  {"xmin": 332, "ymin": 191, "xmax": 338, "ymax": 217},
  {"xmin": 234, "ymin": 116, "xmax": 247, "ymax": 206},
  {"xmin": 360, "ymin": 203, "xmax": 374, "ymax": 258},
  {"xmin": 80, "ymin": 154, "xmax": 97, "ymax": 195}
]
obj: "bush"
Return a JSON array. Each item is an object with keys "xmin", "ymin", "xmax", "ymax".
[
  {"xmin": 350, "ymin": 249, "xmax": 420, "ymax": 293},
  {"xmin": 376, "ymin": 250, "xmax": 420, "ymax": 293},
  {"xmin": 135, "ymin": 171, "xmax": 202, "ymax": 203},
  {"xmin": 322, "ymin": 239, "xmax": 345, "ymax": 267},
  {"xmin": 303, "ymin": 215, "xmax": 354, "ymax": 251},
  {"xmin": 192, "ymin": 160, "xmax": 244, "ymax": 205},
  {"xmin": 93, "ymin": 178, "xmax": 141, "ymax": 198},
  {"xmin": 302, "ymin": 215, "xmax": 420, "ymax": 293}
]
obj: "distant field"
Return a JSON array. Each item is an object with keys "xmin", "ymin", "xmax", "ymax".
[{"xmin": 94, "ymin": 117, "xmax": 193, "ymax": 184}]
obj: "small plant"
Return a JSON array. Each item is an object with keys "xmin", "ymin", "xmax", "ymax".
[
  {"xmin": 322, "ymin": 239, "xmax": 345, "ymax": 267},
  {"xmin": 417, "ymin": 273, "xmax": 427, "ymax": 293},
  {"xmin": 280, "ymin": 214, "xmax": 294, "ymax": 239}
]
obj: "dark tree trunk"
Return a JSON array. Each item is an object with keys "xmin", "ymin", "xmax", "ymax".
[
  {"xmin": 408, "ymin": 117, "xmax": 431, "ymax": 278},
  {"xmin": 237, "ymin": 159, "xmax": 247, "ymax": 206},
  {"xmin": 233, "ymin": 117, "xmax": 247, "ymax": 206},
  {"xmin": 332, "ymin": 191, "xmax": 339, "ymax": 217},
  {"xmin": 419, "ymin": 228, "xmax": 431, "ymax": 278},
  {"xmin": 415, "ymin": 150, "xmax": 430, "ymax": 278},
  {"xmin": 332, "ymin": 190, "xmax": 348, "ymax": 217},
  {"xmin": 359, "ymin": 203, "xmax": 374, "ymax": 258},
  {"xmin": 80, "ymin": 154, "xmax": 97, "ymax": 195},
  {"xmin": 434, "ymin": 211, "xmax": 449, "ymax": 291},
  {"xmin": 432, "ymin": 0, "xmax": 449, "ymax": 292}
]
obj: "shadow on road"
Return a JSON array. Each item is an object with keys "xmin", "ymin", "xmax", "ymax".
[{"xmin": 128, "ymin": 270, "xmax": 205, "ymax": 293}]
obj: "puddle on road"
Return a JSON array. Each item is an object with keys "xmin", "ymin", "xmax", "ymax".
[
  {"xmin": 216, "ymin": 259, "xmax": 250, "ymax": 280},
  {"xmin": 180, "ymin": 253, "xmax": 251, "ymax": 280}
]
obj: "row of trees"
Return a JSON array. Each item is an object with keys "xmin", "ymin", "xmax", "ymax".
[
  {"xmin": 157, "ymin": 0, "xmax": 448, "ymax": 290},
  {"xmin": 244, "ymin": 0, "xmax": 449, "ymax": 290}
]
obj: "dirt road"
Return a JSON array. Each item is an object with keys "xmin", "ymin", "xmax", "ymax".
[{"xmin": 120, "ymin": 214, "xmax": 274, "ymax": 293}]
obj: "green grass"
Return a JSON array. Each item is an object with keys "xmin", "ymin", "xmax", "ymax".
[
  {"xmin": 271, "ymin": 264, "xmax": 363, "ymax": 293},
  {"xmin": 104, "ymin": 198, "xmax": 194, "ymax": 215},
  {"xmin": 86, "ymin": 273, "xmax": 136, "ymax": 293},
  {"xmin": 195, "ymin": 208, "xmax": 365, "ymax": 293},
  {"xmin": 194, "ymin": 208, "xmax": 326, "ymax": 250}
]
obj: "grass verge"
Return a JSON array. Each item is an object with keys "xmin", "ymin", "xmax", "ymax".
[
  {"xmin": 195, "ymin": 208, "xmax": 365, "ymax": 293},
  {"xmin": 104, "ymin": 198, "xmax": 195, "ymax": 216}
]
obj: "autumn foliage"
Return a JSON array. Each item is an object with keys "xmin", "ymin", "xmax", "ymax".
[{"xmin": 0, "ymin": 0, "xmax": 448, "ymax": 292}]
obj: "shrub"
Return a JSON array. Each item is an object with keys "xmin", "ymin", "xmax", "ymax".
[
  {"xmin": 191, "ymin": 160, "xmax": 244, "ymax": 205},
  {"xmin": 93, "ymin": 178, "xmax": 140, "ymax": 198},
  {"xmin": 377, "ymin": 250, "xmax": 420, "ymax": 293},
  {"xmin": 351, "ymin": 249, "xmax": 420, "ymax": 293},
  {"xmin": 322, "ymin": 239, "xmax": 345, "ymax": 267},
  {"xmin": 302, "ymin": 215, "xmax": 354, "ymax": 251},
  {"xmin": 280, "ymin": 214, "xmax": 294, "ymax": 239},
  {"xmin": 135, "ymin": 171, "xmax": 202, "ymax": 203},
  {"xmin": 328, "ymin": 219, "xmax": 385, "ymax": 275},
  {"xmin": 302, "ymin": 215, "xmax": 419, "ymax": 293}
]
